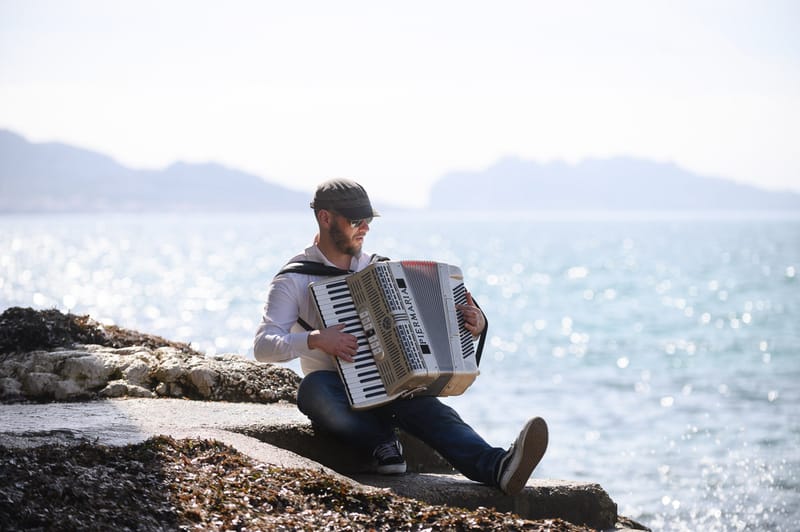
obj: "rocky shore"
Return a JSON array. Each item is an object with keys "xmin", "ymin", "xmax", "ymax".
[
  {"xmin": 0, "ymin": 307, "xmax": 300, "ymax": 403},
  {"xmin": 0, "ymin": 307, "xmax": 649, "ymax": 531}
]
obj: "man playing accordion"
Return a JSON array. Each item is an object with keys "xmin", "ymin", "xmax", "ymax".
[{"xmin": 254, "ymin": 178, "xmax": 548, "ymax": 495}]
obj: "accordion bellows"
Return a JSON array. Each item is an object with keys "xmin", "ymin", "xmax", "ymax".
[{"xmin": 310, "ymin": 260, "xmax": 480, "ymax": 410}]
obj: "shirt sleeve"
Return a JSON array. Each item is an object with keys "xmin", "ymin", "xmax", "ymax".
[{"xmin": 253, "ymin": 274, "xmax": 316, "ymax": 363}]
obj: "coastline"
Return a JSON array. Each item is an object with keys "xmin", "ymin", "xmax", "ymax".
[{"xmin": 0, "ymin": 307, "xmax": 649, "ymax": 531}]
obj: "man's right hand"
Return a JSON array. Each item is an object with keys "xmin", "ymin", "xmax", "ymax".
[{"xmin": 307, "ymin": 324, "xmax": 357, "ymax": 362}]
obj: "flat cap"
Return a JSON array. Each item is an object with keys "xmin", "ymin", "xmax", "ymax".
[{"xmin": 310, "ymin": 178, "xmax": 380, "ymax": 220}]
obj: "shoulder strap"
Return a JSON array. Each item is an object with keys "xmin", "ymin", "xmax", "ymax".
[
  {"xmin": 277, "ymin": 260, "xmax": 351, "ymax": 277},
  {"xmin": 276, "ymin": 261, "xmax": 348, "ymax": 332},
  {"xmin": 369, "ymin": 253, "xmax": 390, "ymax": 263},
  {"xmin": 277, "ymin": 254, "xmax": 390, "ymax": 278},
  {"xmin": 472, "ymin": 298, "xmax": 488, "ymax": 367}
]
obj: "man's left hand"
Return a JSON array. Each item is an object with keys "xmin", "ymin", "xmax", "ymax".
[{"xmin": 456, "ymin": 291, "xmax": 486, "ymax": 336}]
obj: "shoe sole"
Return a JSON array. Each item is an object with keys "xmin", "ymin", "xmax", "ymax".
[
  {"xmin": 501, "ymin": 417, "xmax": 548, "ymax": 495},
  {"xmin": 376, "ymin": 463, "xmax": 407, "ymax": 475}
]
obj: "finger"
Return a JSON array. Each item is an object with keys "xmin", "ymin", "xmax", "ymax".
[
  {"xmin": 345, "ymin": 337, "xmax": 358, "ymax": 352},
  {"xmin": 456, "ymin": 305, "xmax": 474, "ymax": 322},
  {"xmin": 465, "ymin": 291, "xmax": 475, "ymax": 306},
  {"xmin": 337, "ymin": 350, "xmax": 355, "ymax": 363}
]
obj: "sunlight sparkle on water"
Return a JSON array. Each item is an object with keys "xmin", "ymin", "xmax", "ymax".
[{"xmin": 566, "ymin": 266, "xmax": 589, "ymax": 279}]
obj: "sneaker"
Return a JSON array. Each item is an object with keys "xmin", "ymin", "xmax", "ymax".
[
  {"xmin": 373, "ymin": 440, "xmax": 407, "ymax": 474},
  {"xmin": 497, "ymin": 417, "xmax": 548, "ymax": 495}
]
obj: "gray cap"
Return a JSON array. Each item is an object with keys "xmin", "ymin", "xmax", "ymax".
[{"xmin": 310, "ymin": 178, "xmax": 380, "ymax": 220}]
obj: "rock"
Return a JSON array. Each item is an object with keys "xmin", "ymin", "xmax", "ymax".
[
  {"xmin": 22, "ymin": 372, "xmax": 60, "ymax": 398},
  {"xmin": 126, "ymin": 383, "xmax": 156, "ymax": 398},
  {"xmin": 52, "ymin": 378, "xmax": 87, "ymax": 401},
  {"xmin": 354, "ymin": 474, "xmax": 620, "ymax": 530},
  {"xmin": 258, "ymin": 389, "xmax": 277, "ymax": 402},
  {"xmin": 188, "ymin": 366, "xmax": 217, "ymax": 398},
  {"xmin": 0, "ymin": 307, "xmax": 106, "ymax": 353},
  {"xmin": 61, "ymin": 354, "xmax": 116, "ymax": 388},
  {"xmin": 0, "ymin": 308, "xmax": 302, "ymax": 405},
  {"xmin": 0, "ymin": 377, "xmax": 22, "ymax": 399},
  {"xmin": 99, "ymin": 380, "xmax": 129, "ymax": 398},
  {"xmin": 2, "ymin": 342, "xmax": 299, "ymax": 404},
  {"xmin": 122, "ymin": 357, "xmax": 151, "ymax": 385},
  {"xmin": 0, "ymin": 306, "xmax": 202, "ymax": 357},
  {"xmin": 154, "ymin": 356, "xmax": 185, "ymax": 383},
  {"xmin": 168, "ymin": 383, "xmax": 184, "ymax": 398}
]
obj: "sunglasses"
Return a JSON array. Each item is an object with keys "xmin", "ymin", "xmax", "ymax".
[
  {"xmin": 344, "ymin": 216, "xmax": 373, "ymax": 228},
  {"xmin": 331, "ymin": 211, "xmax": 373, "ymax": 228}
]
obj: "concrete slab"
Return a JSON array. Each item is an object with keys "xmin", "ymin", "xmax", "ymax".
[
  {"xmin": 353, "ymin": 473, "xmax": 618, "ymax": 530},
  {"xmin": 0, "ymin": 398, "xmax": 638, "ymax": 531},
  {"xmin": 227, "ymin": 417, "xmax": 621, "ymax": 530}
]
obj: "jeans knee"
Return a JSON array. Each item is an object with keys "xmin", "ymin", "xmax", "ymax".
[
  {"xmin": 297, "ymin": 372, "xmax": 344, "ymax": 417},
  {"xmin": 295, "ymin": 371, "xmax": 392, "ymax": 449},
  {"xmin": 298, "ymin": 372, "xmax": 359, "ymax": 431}
]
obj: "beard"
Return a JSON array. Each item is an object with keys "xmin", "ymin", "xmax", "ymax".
[{"xmin": 329, "ymin": 222, "xmax": 361, "ymax": 256}]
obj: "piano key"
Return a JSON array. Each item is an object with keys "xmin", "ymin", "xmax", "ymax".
[
  {"xmin": 313, "ymin": 300, "xmax": 354, "ymax": 312},
  {"xmin": 340, "ymin": 376, "xmax": 386, "ymax": 397},
  {"xmin": 339, "ymin": 363, "xmax": 378, "ymax": 375}
]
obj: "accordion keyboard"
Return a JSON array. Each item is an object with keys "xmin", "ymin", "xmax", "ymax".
[{"xmin": 311, "ymin": 278, "xmax": 397, "ymax": 408}]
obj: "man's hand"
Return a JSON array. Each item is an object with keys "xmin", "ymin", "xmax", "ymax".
[
  {"xmin": 307, "ymin": 324, "xmax": 358, "ymax": 362},
  {"xmin": 456, "ymin": 291, "xmax": 486, "ymax": 336}
]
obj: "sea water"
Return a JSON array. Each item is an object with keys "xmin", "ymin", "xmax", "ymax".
[{"xmin": 2, "ymin": 211, "xmax": 798, "ymax": 531}]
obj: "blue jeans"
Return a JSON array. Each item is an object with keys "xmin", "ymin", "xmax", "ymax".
[{"xmin": 297, "ymin": 370, "xmax": 506, "ymax": 485}]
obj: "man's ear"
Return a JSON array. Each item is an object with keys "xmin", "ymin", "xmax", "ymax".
[{"xmin": 317, "ymin": 209, "xmax": 333, "ymax": 227}]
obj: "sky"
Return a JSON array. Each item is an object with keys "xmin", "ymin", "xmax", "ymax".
[{"xmin": 1, "ymin": 0, "xmax": 798, "ymax": 208}]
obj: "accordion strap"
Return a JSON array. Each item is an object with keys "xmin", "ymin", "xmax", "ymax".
[
  {"xmin": 472, "ymin": 299, "xmax": 487, "ymax": 367},
  {"xmin": 278, "ymin": 261, "xmax": 351, "ymax": 277},
  {"xmin": 276, "ymin": 253, "xmax": 390, "ymax": 278},
  {"xmin": 276, "ymin": 254, "xmax": 389, "ymax": 332},
  {"xmin": 276, "ymin": 254, "xmax": 486, "ymax": 366}
]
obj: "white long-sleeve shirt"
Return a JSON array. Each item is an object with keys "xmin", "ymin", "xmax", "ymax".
[{"xmin": 253, "ymin": 243, "xmax": 374, "ymax": 375}]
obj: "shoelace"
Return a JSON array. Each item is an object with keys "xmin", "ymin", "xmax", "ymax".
[{"xmin": 374, "ymin": 441, "xmax": 401, "ymax": 461}]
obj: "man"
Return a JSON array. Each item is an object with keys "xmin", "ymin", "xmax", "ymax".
[{"xmin": 254, "ymin": 178, "xmax": 548, "ymax": 495}]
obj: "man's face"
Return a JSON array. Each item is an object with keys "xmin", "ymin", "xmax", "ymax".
[{"xmin": 328, "ymin": 213, "xmax": 370, "ymax": 256}]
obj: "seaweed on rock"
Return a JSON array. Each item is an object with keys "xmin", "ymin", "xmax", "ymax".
[
  {"xmin": 0, "ymin": 306, "xmax": 202, "ymax": 357},
  {"xmin": 0, "ymin": 436, "xmax": 593, "ymax": 531}
]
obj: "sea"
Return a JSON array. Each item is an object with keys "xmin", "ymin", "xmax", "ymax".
[{"xmin": 1, "ymin": 210, "xmax": 798, "ymax": 531}]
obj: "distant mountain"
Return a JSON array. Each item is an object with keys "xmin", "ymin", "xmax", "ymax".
[
  {"xmin": 429, "ymin": 156, "xmax": 800, "ymax": 211},
  {"xmin": 4, "ymin": 129, "xmax": 799, "ymax": 213},
  {"xmin": 0, "ymin": 130, "xmax": 308, "ymax": 212}
]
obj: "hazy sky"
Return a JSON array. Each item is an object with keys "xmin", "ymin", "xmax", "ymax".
[{"xmin": 1, "ymin": 0, "xmax": 798, "ymax": 207}]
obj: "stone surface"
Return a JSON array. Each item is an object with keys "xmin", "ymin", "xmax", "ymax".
[
  {"xmin": 233, "ymin": 422, "xmax": 456, "ymax": 474},
  {"xmin": 234, "ymin": 422, "xmax": 622, "ymax": 530},
  {"xmin": 353, "ymin": 474, "xmax": 619, "ymax": 531},
  {"xmin": 0, "ymin": 398, "xmax": 641, "ymax": 530}
]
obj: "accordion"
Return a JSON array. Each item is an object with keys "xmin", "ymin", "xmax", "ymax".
[{"xmin": 309, "ymin": 260, "xmax": 480, "ymax": 410}]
